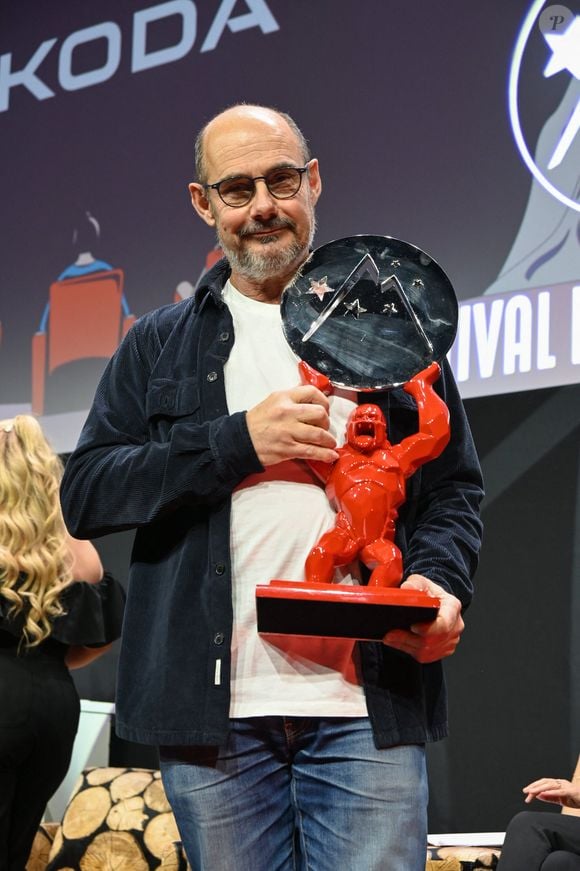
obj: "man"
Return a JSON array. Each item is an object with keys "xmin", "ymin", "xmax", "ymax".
[{"xmin": 60, "ymin": 104, "xmax": 484, "ymax": 870}]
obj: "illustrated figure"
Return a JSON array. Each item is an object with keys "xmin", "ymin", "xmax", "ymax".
[
  {"xmin": 31, "ymin": 210, "xmax": 136, "ymax": 417},
  {"xmin": 300, "ymin": 361, "xmax": 450, "ymax": 588},
  {"xmin": 484, "ymin": 14, "xmax": 580, "ymax": 300},
  {"xmin": 38, "ymin": 210, "xmax": 130, "ymax": 334}
]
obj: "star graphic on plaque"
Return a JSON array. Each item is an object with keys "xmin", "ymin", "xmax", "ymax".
[
  {"xmin": 281, "ymin": 235, "xmax": 458, "ymax": 390},
  {"xmin": 306, "ymin": 276, "xmax": 334, "ymax": 300},
  {"xmin": 343, "ymin": 298, "xmax": 368, "ymax": 318}
]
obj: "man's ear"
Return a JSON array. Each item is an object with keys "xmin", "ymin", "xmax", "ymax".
[
  {"xmin": 307, "ymin": 159, "xmax": 322, "ymax": 206},
  {"xmin": 188, "ymin": 182, "xmax": 216, "ymax": 227}
]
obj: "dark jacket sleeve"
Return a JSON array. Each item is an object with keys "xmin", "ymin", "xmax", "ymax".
[
  {"xmin": 60, "ymin": 309, "xmax": 263, "ymax": 539},
  {"xmin": 398, "ymin": 359, "xmax": 484, "ymax": 607}
]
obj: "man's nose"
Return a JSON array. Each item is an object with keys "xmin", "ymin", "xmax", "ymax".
[{"xmin": 249, "ymin": 178, "xmax": 278, "ymax": 219}]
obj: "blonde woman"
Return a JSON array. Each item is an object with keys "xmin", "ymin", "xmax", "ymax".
[{"xmin": 0, "ymin": 416, "xmax": 125, "ymax": 870}]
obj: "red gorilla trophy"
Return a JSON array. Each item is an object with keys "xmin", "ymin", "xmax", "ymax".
[
  {"xmin": 256, "ymin": 234, "xmax": 459, "ymax": 639},
  {"xmin": 256, "ymin": 360, "xmax": 451, "ymax": 640},
  {"xmin": 301, "ymin": 360, "xmax": 450, "ymax": 588}
]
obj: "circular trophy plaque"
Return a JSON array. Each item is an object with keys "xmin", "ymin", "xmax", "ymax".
[{"xmin": 281, "ymin": 235, "xmax": 458, "ymax": 390}]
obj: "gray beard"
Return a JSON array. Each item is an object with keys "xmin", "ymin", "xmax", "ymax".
[
  {"xmin": 221, "ymin": 236, "xmax": 306, "ymax": 281},
  {"xmin": 216, "ymin": 216, "xmax": 317, "ymax": 283}
]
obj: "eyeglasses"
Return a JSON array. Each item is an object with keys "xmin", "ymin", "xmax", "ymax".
[{"xmin": 205, "ymin": 166, "xmax": 309, "ymax": 208}]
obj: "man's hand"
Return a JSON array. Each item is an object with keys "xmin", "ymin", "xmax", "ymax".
[
  {"xmin": 523, "ymin": 778, "xmax": 580, "ymax": 809},
  {"xmin": 246, "ymin": 385, "xmax": 339, "ymax": 467},
  {"xmin": 382, "ymin": 574, "xmax": 464, "ymax": 663}
]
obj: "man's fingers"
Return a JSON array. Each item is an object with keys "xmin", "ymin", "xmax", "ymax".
[
  {"xmin": 298, "ymin": 444, "xmax": 340, "ymax": 463},
  {"xmin": 411, "ymin": 611, "xmax": 464, "ymax": 638},
  {"xmin": 293, "ymin": 401, "xmax": 332, "ymax": 429},
  {"xmin": 294, "ymin": 420, "xmax": 336, "ymax": 446},
  {"xmin": 290, "ymin": 384, "xmax": 332, "ymax": 412},
  {"xmin": 383, "ymin": 622, "xmax": 463, "ymax": 663},
  {"xmin": 246, "ymin": 387, "xmax": 339, "ymax": 466}
]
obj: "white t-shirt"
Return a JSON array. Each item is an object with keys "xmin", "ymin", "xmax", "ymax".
[{"xmin": 222, "ymin": 280, "xmax": 368, "ymax": 717}]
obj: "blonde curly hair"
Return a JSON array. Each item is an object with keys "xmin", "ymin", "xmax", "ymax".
[{"xmin": 0, "ymin": 415, "xmax": 73, "ymax": 646}]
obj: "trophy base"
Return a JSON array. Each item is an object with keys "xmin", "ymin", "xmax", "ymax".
[{"xmin": 256, "ymin": 580, "xmax": 439, "ymax": 640}]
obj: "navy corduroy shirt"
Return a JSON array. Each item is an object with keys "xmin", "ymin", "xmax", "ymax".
[{"xmin": 61, "ymin": 260, "xmax": 484, "ymax": 747}]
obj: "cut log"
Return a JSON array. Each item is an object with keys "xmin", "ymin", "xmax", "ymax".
[
  {"xmin": 25, "ymin": 827, "xmax": 52, "ymax": 871},
  {"xmin": 47, "ymin": 826, "xmax": 63, "ymax": 862},
  {"xmin": 79, "ymin": 831, "xmax": 149, "ymax": 871},
  {"xmin": 62, "ymin": 786, "xmax": 111, "ymax": 839},
  {"xmin": 144, "ymin": 779, "xmax": 171, "ymax": 813},
  {"xmin": 110, "ymin": 770, "xmax": 154, "ymax": 802},
  {"xmin": 86, "ymin": 767, "xmax": 126, "ymax": 786},
  {"xmin": 106, "ymin": 796, "xmax": 147, "ymax": 831},
  {"xmin": 143, "ymin": 812, "xmax": 180, "ymax": 859}
]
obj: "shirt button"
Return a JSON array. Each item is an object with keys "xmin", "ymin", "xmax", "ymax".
[
  {"xmin": 215, "ymin": 563, "xmax": 225, "ymax": 575},
  {"xmin": 213, "ymin": 632, "xmax": 225, "ymax": 645},
  {"xmin": 219, "ymin": 331, "xmax": 230, "ymax": 342},
  {"xmin": 207, "ymin": 371, "xmax": 218, "ymax": 382}
]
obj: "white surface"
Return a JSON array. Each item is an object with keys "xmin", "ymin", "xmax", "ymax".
[
  {"xmin": 428, "ymin": 832, "xmax": 505, "ymax": 847},
  {"xmin": 45, "ymin": 699, "xmax": 115, "ymax": 821}
]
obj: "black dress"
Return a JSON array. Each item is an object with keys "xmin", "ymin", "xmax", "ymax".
[{"xmin": 0, "ymin": 573, "xmax": 125, "ymax": 871}]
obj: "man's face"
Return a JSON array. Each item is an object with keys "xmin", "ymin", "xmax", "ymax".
[{"xmin": 189, "ymin": 108, "xmax": 321, "ymax": 288}]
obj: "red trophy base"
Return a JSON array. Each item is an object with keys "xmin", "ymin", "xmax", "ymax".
[{"xmin": 256, "ymin": 580, "xmax": 439, "ymax": 641}]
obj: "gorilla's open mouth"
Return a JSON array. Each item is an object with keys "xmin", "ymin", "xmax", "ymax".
[{"xmin": 355, "ymin": 422, "xmax": 375, "ymax": 436}]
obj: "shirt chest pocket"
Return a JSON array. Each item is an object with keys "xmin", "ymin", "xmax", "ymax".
[{"xmin": 146, "ymin": 378, "xmax": 201, "ymax": 438}]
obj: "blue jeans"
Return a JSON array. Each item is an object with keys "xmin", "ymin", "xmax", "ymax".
[{"xmin": 159, "ymin": 717, "xmax": 427, "ymax": 871}]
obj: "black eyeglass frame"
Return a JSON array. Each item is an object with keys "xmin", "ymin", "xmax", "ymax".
[{"xmin": 204, "ymin": 165, "xmax": 310, "ymax": 208}]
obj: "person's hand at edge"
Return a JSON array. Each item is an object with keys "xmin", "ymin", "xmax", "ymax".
[{"xmin": 523, "ymin": 778, "xmax": 580, "ymax": 809}]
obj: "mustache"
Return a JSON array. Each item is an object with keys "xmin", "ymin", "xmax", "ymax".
[{"xmin": 238, "ymin": 217, "xmax": 295, "ymax": 237}]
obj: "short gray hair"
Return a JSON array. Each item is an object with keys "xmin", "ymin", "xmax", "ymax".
[{"xmin": 194, "ymin": 103, "xmax": 311, "ymax": 184}]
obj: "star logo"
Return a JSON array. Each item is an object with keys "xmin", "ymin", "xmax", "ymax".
[
  {"xmin": 306, "ymin": 276, "xmax": 334, "ymax": 300},
  {"xmin": 382, "ymin": 302, "xmax": 398, "ymax": 314},
  {"xmin": 343, "ymin": 298, "xmax": 367, "ymax": 318},
  {"xmin": 411, "ymin": 278, "xmax": 425, "ymax": 289},
  {"xmin": 544, "ymin": 16, "xmax": 580, "ymax": 79},
  {"xmin": 508, "ymin": 8, "xmax": 580, "ymax": 210},
  {"xmin": 543, "ymin": 16, "xmax": 580, "ymax": 169},
  {"xmin": 390, "ymin": 259, "xmax": 401, "ymax": 269}
]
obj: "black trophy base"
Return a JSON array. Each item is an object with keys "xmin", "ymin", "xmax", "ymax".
[{"xmin": 256, "ymin": 580, "xmax": 440, "ymax": 641}]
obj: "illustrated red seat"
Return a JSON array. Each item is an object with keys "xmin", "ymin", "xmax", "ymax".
[
  {"xmin": 174, "ymin": 247, "xmax": 223, "ymax": 303},
  {"xmin": 32, "ymin": 269, "xmax": 135, "ymax": 416},
  {"xmin": 203, "ymin": 247, "xmax": 223, "ymax": 272}
]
